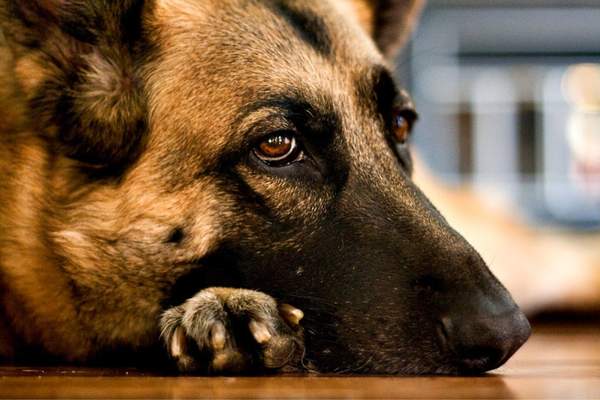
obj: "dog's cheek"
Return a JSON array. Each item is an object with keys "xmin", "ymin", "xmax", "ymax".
[{"xmin": 52, "ymin": 181, "xmax": 224, "ymax": 278}]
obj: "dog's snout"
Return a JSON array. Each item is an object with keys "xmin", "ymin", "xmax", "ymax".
[{"xmin": 438, "ymin": 308, "xmax": 531, "ymax": 373}]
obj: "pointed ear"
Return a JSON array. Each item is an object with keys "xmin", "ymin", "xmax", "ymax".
[
  {"xmin": 0, "ymin": 0, "xmax": 148, "ymax": 169},
  {"xmin": 348, "ymin": 0, "xmax": 425, "ymax": 60}
]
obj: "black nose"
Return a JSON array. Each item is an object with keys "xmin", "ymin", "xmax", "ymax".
[{"xmin": 438, "ymin": 308, "xmax": 531, "ymax": 373}]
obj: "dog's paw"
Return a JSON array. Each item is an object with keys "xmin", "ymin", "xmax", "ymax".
[{"xmin": 160, "ymin": 288, "xmax": 304, "ymax": 374}]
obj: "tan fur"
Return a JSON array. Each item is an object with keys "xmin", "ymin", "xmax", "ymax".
[
  {"xmin": 13, "ymin": 55, "xmax": 48, "ymax": 95},
  {"xmin": 0, "ymin": 135, "xmax": 91, "ymax": 359},
  {"xmin": 0, "ymin": 39, "xmax": 26, "ymax": 135},
  {"xmin": 344, "ymin": 1, "xmax": 376, "ymax": 37},
  {"xmin": 348, "ymin": 0, "xmax": 425, "ymax": 58}
]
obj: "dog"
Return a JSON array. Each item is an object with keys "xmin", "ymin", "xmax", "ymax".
[{"xmin": 0, "ymin": 0, "xmax": 531, "ymax": 375}]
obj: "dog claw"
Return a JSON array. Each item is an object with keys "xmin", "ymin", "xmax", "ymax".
[
  {"xmin": 279, "ymin": 304, "xmax": 304, "ymax": 326},
  {"xmin": 210, "ymin": 322, "xmax": 226, "ymax": 350},
  {"xmin": 170, "ymin": 325, "xmax": 187, "ymax": 358},
  {"xmin": 249, "ymin": 320, "xmax": 272, "ymax": 344},
  {"xmin": 170, "ymin": 325, "xmax": 199, "ymax": 372}
]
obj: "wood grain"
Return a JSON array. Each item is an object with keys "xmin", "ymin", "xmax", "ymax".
[{"xmin": 1, "ymin": 324, "xmax": 598, "ymax": 399}]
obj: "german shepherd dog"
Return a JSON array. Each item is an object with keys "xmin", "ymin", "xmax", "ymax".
[{"xmin": 0, "ymin": 0, "xmax": 530, "ymax": 375}]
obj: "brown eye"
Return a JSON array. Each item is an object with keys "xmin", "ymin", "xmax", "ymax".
[
  {"xmin": 254, "ymin": 133, "xmax": 301, "ymax": 166},
  {"xmin": 392, "ymin": 111, "xmax": 411, "ymax": 144}
]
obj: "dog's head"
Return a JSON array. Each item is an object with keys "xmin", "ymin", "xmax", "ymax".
[{"xmin": 1, "ymin": 0, "xmax": 530, "ymax": 374}]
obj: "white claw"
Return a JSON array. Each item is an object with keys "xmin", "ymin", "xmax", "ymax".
[
  {"xmin": 210, "ymin": 322, "xmax": 226, "ymax": 351},
  {"xmin": 171, "ymin": 326, "xmax": 187, "ymax": 358},
  {"xmin": 249, "ymin": 320, "xmax": 272, "ymax": 344},
  {"xmin": 280, "ymin": 304, "xmax": 304, "ymax": 326}
]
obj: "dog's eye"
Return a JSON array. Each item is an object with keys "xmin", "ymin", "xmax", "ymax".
[
  {"xmin": 392, "ymin": 110, "xmax": 411, "ymax": 144},
  {"xmin": 253, "ymin": 132, "xmax": 302, "ymax": 166}
]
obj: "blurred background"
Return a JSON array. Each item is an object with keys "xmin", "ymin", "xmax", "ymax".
[{"xmin": 397, "ymin": 0, "xmax": 600, "ymax": 317}]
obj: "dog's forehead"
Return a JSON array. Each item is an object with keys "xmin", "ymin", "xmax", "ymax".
[
  {"xmin": 156, "ymin": 1, "xmax": 372, "ymax": 45},
  {"xmin": 146, "ymin": 0, "xmax": 387, "ymax": 169},
  {"xmin": 150, "ymin": 0, "xmax": 382, "ymax": 74}
]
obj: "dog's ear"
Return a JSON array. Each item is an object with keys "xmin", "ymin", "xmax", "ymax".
[
  {"xmin": 349, "ymin": 0, "xmax": 425, "ymax": 60},
  {"xmin": 0, "ymin": 0, "xmax": 148, "ymax": 169}
]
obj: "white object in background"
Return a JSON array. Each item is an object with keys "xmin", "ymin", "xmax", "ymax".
[
  {"xmin": 563, "ymin": 64, "xmax": 600, "ymax": 198},
  {"xmin": 541, "ymin": 68, "xmax": 600, "ymax": 222}
]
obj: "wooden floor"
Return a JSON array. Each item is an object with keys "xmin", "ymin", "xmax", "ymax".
[{"xmin": 0, "ymin": 324, "xmax": 598, "ymax": 399}]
